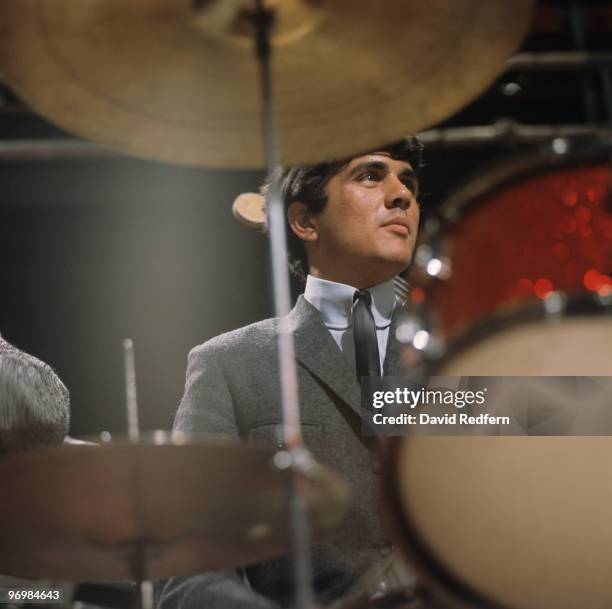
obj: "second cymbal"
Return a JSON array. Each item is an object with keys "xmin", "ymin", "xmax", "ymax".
[{"xmin": 0, "ymin": 435, "xmax": 350, "ymax": 581}]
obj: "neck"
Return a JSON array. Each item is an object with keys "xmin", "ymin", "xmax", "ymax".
[{"xmin": 308, "ymin": 265, "xmax": 398, "ymax": 290}]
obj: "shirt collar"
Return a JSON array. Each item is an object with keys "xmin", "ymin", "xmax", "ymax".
[{"xmin": 303, "ymin": 275, "xmax": 396, "ymax": 330}]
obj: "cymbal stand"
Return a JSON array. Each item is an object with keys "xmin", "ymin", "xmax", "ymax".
[
  {"xmin": 251, "ymin": 2, "xmax": 316, "ymax": 608},
  {"xmin": 123, "ymin": 338, "xmax": 140, "ymax": 442},
  {"xmin": 123, "ymin": 338, "xmax": 153, "ymax": 609}
]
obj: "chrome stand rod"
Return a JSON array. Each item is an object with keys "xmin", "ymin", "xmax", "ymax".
[{"xmin": 252, "ymin": 2, "xmax": 315, "ymax": 608}]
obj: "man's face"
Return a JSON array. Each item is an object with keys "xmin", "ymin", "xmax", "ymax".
[{"xmin": 308, "ymin": 152, "xmax": 420, "ymax": 285}]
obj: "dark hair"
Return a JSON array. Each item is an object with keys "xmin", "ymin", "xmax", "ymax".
[
  {"xmin": 263, "ymin": 136, "xmax": 424, "ymax": 282},
  {"xmin": 0, "ymin": 343, "xmax": 70, "ymax": 460}
]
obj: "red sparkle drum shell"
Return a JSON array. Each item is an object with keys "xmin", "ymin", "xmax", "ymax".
[{"xmin": 409, "ymin": 138, "xmax": 612, "ymax": 340}]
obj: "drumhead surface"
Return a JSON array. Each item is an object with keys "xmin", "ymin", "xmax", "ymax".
[{"xmin": 395, "ymin": 436, "xmax": 612, "ymax": 609}]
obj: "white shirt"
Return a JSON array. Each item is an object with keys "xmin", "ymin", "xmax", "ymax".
[{"xmin": 303, "ymin": 275, "xmax": 396, "ymax": 375}]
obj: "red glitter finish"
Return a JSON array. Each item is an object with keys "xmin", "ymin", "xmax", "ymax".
[{"xmin": 423, "ymin": 163, "xmax": 612, "ymax": 337}]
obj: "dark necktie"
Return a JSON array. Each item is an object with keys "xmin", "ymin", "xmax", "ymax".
[{"xmin": 353, "ymin": 289, "xmax": 381, "ymax": 382}]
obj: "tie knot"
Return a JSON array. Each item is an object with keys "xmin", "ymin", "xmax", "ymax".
[{"xmin": 354, "ymin": 289, "xmax": 372, "ymax": 306}]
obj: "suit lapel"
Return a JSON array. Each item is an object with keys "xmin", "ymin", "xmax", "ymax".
[
  {"xmin": 288, "ymin": 295, "xmax": 406, "ymax": 418},
  {"xmin": 289, "ymin": 296, "xmax": 362, "ymax": 417}
]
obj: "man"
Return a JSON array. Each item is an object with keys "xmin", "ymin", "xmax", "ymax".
[
  {"xmin": 0, "ymin": 335, "xmax": 70, "ymax": 459},
  {"xmin": 157, "ymin": 137, "xmax": 423, "ymax": 609}
]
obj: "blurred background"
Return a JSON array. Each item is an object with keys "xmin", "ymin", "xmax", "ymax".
[{"xmin": 0, "ymin": 0, "xmax": 611, "ymax": 436}]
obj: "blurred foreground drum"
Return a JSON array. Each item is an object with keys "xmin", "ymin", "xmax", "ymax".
[
  {"xmin": 402, "ymin": 137, "xmax": 612, "ymax": 375},
  {"xmin": 383, "ymin": 436, "xmax": 612, "ymax": 609}
]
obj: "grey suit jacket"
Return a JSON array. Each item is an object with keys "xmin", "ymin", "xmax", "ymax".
[
  {"xmin": 157, "ymin": 296, "xmax": 404, "ymax": 609},
  {"xmin": 0, "ymin": 334, "xmax": 70, "ymax": 457}
]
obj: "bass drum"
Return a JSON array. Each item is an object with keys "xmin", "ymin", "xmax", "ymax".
[
  {"xmin": 387, "ymin": 139, "xmax": 612, "ymax": 609},
  {"xmin": 383, "ymin": 433, "xmax": 612, "ymax": 609}
]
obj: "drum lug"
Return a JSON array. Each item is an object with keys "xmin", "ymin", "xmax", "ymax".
[
  {"xmin": 395, "ymin": 311, "xmax": 444, "ymax": 372},
  {"xmin": 542, "ymin": 290, "xmax": 568, "ymax": 317},
  {"xmin": 412, "ymin": 240, "xmax": 451, "ymax": 282},
  {"xmin": 550, "ymin": 136, "xmax": 571, "ymax": 156}
]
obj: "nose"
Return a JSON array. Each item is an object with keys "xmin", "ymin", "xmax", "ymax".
[{"xmin": 385, "ymin": 175, "xmax": 413, "ymax": 210}]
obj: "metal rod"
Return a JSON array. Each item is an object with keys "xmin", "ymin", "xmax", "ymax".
[
  {"xmin": 418, "ymin": 121, "xmax": 612, "ymax": 147},
  {"xmin": 130, "ymin": 542, "xmax": 154, "ymax": 609},
  {"xmin": 252, "ymin": 1, "xmax": 305, "ymax": 453},
  {"xmin": 123, "ymin": 338, "xmax": 140, "ymax": 443},
  {"xmin": 252, "ymin": 1, "xmax": 315, "ymax": 608},
  {"xmin": 601, "ymin": 69, "xmax": 612, "ymax": 127},
  {"xmin": 138, "ymin": 581, "xmax": 154, "ymax": 609},
  {"xmin": 566, "ymin": 1, "xmax": 599, "ymax": 123},
  {"xmin": 0, "ymin": 122, "xmax": 611, "ymax": 163},
  {"xmin": 507, "ymin": 52, "xmax": 612, "ymax": 71},
  {"xmin": 0, "ymin": 138, "xmax": 118, "ymax": 161}
]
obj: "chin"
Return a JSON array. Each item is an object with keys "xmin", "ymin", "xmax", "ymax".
[
  {"xmin": 381, "ymin": 247, "xmax": 414, "ymax": 270},
  {"xmin": 374, "ymin": 256, "xmax": 411, "ymax": 279}
]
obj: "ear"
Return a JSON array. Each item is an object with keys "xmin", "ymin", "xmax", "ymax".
[{"xmin": 287, "ymin": 201, "xmax": 318, "ymax": 243}]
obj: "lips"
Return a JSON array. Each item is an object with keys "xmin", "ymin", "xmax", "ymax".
[{"xmin": 381, "ymin": 218, "xmax": 411, "ymax": 236}]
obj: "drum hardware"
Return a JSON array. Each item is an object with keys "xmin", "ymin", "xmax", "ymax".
[
  {"xmin": 329, "ymin": 549, "xmax": 421, "ymax": 609},
  {"xmin": 122, "ymin": 339, "xmax": 141, "ymax": 444},
  {"xmin": 506, "ymin": 51, "xmax": 612, "ymax": 71},
  {"xmin": 0, "ymin": 139, "xmax": 118, "ymax": 162},
  {"xmin": 410, "ymin": 238, "xmax": 451, "ymax": 283},
  {"xmin": 0, "ymin": 436, "xmax": 350, "ymax": 582},
  {"xmin": 395, "ymin": 309, "xmax": 443, "ymax": 376},
  {"xmin": 392, "ymin": 275, "xmax": 411, "ymax": 308},
  {"xmin": 419, "ymin": 121, "xmax": 612, "ymax": 149},
  {"xmin": 0, "ymin": 0, "xmax": 535, "ymax": 169},
  {"xmin": 3, "ymin": 124, "xmax": 612, "ymax": 163},
  {"xmin": 121, "ymin": 338, "xmax": 152, "ymax": 609}
]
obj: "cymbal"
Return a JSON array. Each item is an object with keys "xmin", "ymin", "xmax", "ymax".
[
  {"xmin": 0, "ymin": 0, "xmax": 534, "ymax": 168},
  {"xmin": 0, "ymin": 435, "xmax": 350, "ymax": 581}
]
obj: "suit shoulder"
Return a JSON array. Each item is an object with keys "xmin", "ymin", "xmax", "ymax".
[{"xmin": 188, "ymin": 317, "xmax": 279, "ymax": 361}]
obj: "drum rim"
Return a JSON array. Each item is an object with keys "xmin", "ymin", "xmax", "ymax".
[
  {"xmin": 381, "ymin": 437, "xmax": 506, "ymax": 609},
  {"xmin": 415, "ymin": 135, "xmax": 612, "ymax": 247},
  {"xmin": 426, "ymin": 291, "xmax": 612, "ymax": 373}
]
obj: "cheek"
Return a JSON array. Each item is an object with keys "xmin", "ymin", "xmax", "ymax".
[
  {"xmin": 321, "ymin": 199, "xmax": 376, "ymax": 241},
  {"xmin": 327, "ymin": 215, "xmax": 370, "ymax": 248}
]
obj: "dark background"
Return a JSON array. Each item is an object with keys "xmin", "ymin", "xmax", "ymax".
[{"xmin": 0, "ymin": 0, "xmax": 611, "ymax": 436}]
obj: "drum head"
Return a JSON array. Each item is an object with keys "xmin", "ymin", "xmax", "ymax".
[{"xmin": 388, "ymin": 436, "xmax": 612, "ymax": 609}]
